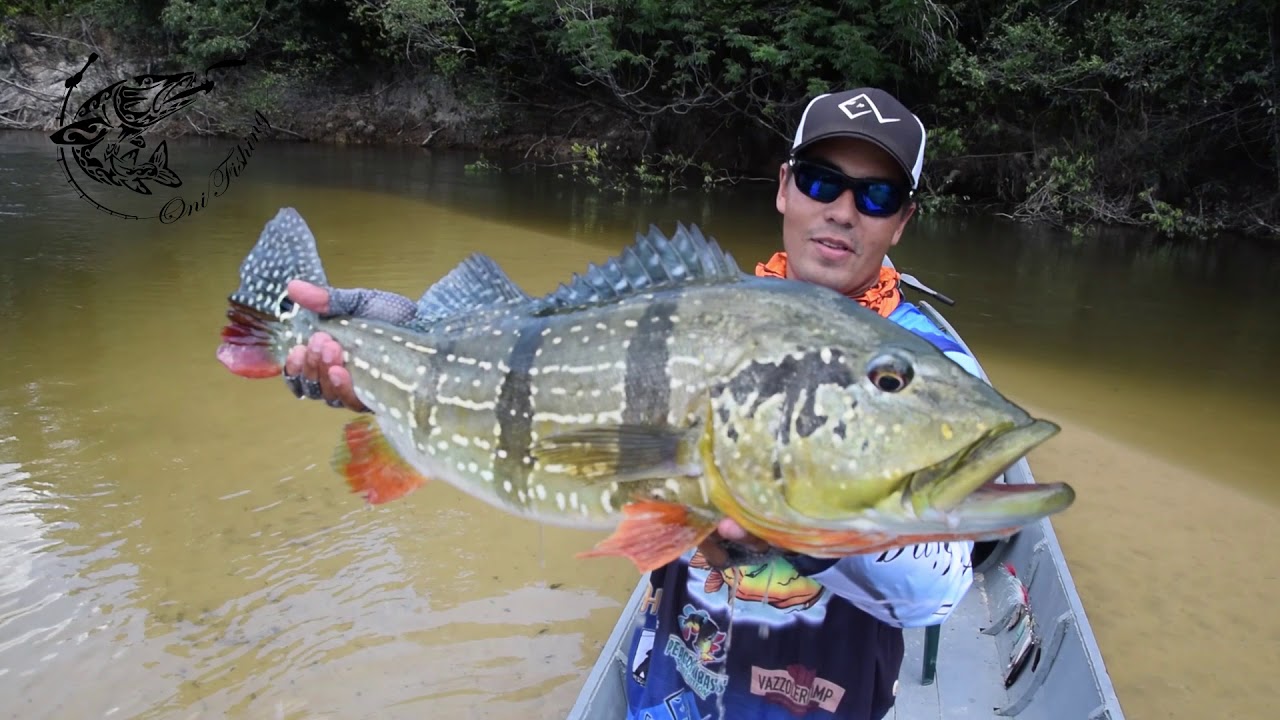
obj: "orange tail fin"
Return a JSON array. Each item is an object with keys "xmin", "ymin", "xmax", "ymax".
[{"xmin": 333, "ymin": 416, "xmax": 430, "ymax": 505}]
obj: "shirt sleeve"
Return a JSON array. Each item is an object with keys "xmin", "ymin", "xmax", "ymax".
[{"xmin": 795, "ymin": 543, "xmax": 973, "ymax": 628}]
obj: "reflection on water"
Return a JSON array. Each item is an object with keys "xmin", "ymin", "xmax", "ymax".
[{"xmin": 1, "ymin": 130, "xmax": 1278, "ymax": 719}]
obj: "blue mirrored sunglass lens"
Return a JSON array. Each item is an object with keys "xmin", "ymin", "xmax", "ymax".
[{"xmin": 862, "ymin": 183, "xmax": 900, "ymax": 213}]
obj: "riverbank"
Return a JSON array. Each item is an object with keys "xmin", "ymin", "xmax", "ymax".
[{"xmin": 3, "ymin": 14, "xmax": 1276, "ymax": 243}]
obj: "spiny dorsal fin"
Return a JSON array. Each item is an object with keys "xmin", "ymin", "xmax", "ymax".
[
  {"xmin": 410, "ymin": 252, "xmax": 532, "ymax": 326},
  {"xmin": 537, "ymin": 223, "xmax": 743, "ymax": 312}
]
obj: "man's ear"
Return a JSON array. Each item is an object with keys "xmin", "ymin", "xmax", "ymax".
[{"xmin": 775, "ymin": 162, "xmax": 789, "ymax": 215}]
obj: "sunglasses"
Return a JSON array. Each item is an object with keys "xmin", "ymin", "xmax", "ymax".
[{"xmin": 788, "ymin": 158, "xmax": 911, "ymax": 217}]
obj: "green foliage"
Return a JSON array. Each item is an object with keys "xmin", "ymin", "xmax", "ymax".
[{"xmin": 6, "ymin": 0, "xmax": 1277, "ymax": 238}]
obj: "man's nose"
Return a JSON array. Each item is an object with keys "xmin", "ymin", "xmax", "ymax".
[{"xmin": 822, "ymin": 188, "xmax": 860, "ymax": 227}]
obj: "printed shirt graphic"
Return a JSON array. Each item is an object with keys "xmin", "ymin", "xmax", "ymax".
[{"xmin": 622, "ymin": 301, "xmax": 978, "ymax": 720}]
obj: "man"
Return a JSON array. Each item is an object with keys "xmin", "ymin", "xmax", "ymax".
[{"xmin": 281, "ymin": 88, "xmax": 982, "ymax": 719}]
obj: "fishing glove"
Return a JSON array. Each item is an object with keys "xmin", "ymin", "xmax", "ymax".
[{"xmin": 284, "ymin": 287, "xmax": 420, "ymax": 404}]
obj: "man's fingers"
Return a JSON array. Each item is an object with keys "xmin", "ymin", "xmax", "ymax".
[
  {"xmin": 328, "ymin": 366, "xmax": 368, "ymax": 412},
  {"xmin": 287, "ymin": 280, "xmax": 331, "ymax": 315},
  {"xmin": 285, "ymin": 345, "xmax": 306, "ymax": 376},
  {"xmin": 717, "ymin": 518, "xmax": 748, "ymax": 541}
]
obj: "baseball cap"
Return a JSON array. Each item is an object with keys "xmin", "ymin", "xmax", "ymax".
[{"xmin": 790, "ymin": 88, "xmax": 927, "ymax": 190}]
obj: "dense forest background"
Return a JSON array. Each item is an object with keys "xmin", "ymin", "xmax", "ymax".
[{"xmin": 2, "ymin": 0, "xmax": 1277, "ymax": 240}]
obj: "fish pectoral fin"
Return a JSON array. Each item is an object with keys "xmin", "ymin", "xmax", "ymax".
[
  {"xmin": 331, "ymin": 415, "xmax": 430, "ymax": 505},
  {"xmin": 577, "ymin": 500, "xmax": 717, "ymax": 573},
  {"xmin": 529, "ymin": 425, "xmax": 698, "ymax": 481}
]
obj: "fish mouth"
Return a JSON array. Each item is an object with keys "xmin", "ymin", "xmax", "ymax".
[{"xmin": 903, "ymin": 418, "xmax": 1073, "ymax": 531}]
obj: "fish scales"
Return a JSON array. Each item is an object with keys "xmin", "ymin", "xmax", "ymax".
[
  {"xmin": 321, "ymin": 288, "xmax": 747, "ymax": 527},
  {"xmin": 217, "ymin": 208, "xmax": 1076, "ymax": 572}
]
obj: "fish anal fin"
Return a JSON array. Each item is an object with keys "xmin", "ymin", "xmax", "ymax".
[
  {"xmin": 530, "ymin": 425, "xmax": 696, "ymax": 481},
  {"xmin": 577, "ymin": 500, "xmax": 717, "ymax": 572},
  {"xmin": 332, "ymin": 415, "xmax": 430, "ymax": 505},
  {"xmin": 409, "ymin": 253, "xmax": 531, "ymax": 329}
]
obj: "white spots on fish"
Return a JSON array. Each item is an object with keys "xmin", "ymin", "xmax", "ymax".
[
  {"xmin": 535, "ymin": 484, "xmax": 548, "ymax": 501},
  {"xmin": 338, "ymin": 319, "xmax": 350, "ymax": 327},
  {"xmin": 569, "ymin": 491, "xmax": 579, "ymax": 510},
  {"xmin": 570, "ymin": 325, "xmax": 582, "ymax": 333},
  {"xmin": 579, "ymin": 503, "xmax": 590, "ymax": 517},
  {"xmin": 497, "ymin": 449, "xmax": 509, "ymax": 459},
  {"xmin": 820, "ymin": 347, "xmax": 833, "ymax": 364},
  {"xmin": 360, "ymin": 322, "xmax": 368, "ymax": 330},
  {"xmin": 492, "ymin": 329, "xmax": 503, "ymax": 337},
  {"xmin": 451, "ymin": 434, "xmax": 471, "ymax": 448},
  {"xmin": 552, "ymin": 336, "xmax": 563, "ymax": 345},
  {"xmin": 480, "ymin": 469, "xmax": 494, "ymax": 482},
  {"xmin": 392, "ymin": 334, "xmax": 403, "ymax": 342},
  {"xmin": 624, "ymin": 319, "xmax": 638, "ymax": 329},
  {"xmin": 405, "ymin": 342, "xmax": 436, "ymax": 355},
  {"xmin": 595, "ymin": 322, "xmax": 608, "ymax": 331},
  {"xmin": 353, "ymin": 357, "xmax": 371, "ymax": 371},
  {"xmin": 373, "ymin": 327, "xmax": 384, "ymax": 335},
  {"xmin": 370, "ymin": 368, "xmax": 381, "ymax": 380},
  {"xmin": 664, "ymin": 478, "xmax": 681, "ymax": 495},
  {"xmin": 555, "ymin": 491, "xmax": 566, "ymax": 511},
  {"xmin": 893, "ymin": 423, "xmax": 903, "ymax": 434},
  {"xmin": 503, "ymin": 480, "xmax": 513, "ymax": 493},
  {"xmin": 354, "ymin": 338, "xmax": 364, "ymax": 347},
  {"xmin": 467, "ymin": 461, "xmax": 479, "ymax": 473},
  {"xmin": 517, "ymin": 489, "xmax": 527, "ymax": 503},
  {"xmin": 436, "ymin": 440, "xmax": 450, "ymax": 452},
  {"xmin": 446, "ymin": 354, "xmax": 457, "ymax": 363},
  {"xmin": 390, "ymin": 407, "xmax": 403, "ymax": 420},
  {"xmin": 471, "ymin": 378, "xmax": 482, "ymax": 388},
  {"xmin": 541, "ymin": 327, "xmax": 552, "ymax": 337},
  {"xmin": 601, "ymin": 488, "xmax": 614, "ymax": 513},
  {"xmin": 550, "ymin": 387, "xmax": 567, "ymax": 396}
]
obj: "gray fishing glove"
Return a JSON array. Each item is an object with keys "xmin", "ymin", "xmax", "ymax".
[{"xmin": 283, "ymin": 287, "xmax": 419, "ymax": 405}]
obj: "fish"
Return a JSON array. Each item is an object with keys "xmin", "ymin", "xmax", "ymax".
[
  {"xmin": 49, "ymin": 56, "xmax": 244, "ymax": 195},
  {"xmin": 215, "ymin": 208, "xmax": 1075, "ymax": 573}
]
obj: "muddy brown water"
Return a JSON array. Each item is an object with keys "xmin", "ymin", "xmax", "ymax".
[{"xmin": 1, "ymin": 132, "xmax": 1278, "ymax": 719}]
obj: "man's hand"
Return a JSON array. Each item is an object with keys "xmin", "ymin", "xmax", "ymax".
[
  {"xmin": 281, "ymin": 280, "xmax": 419, "ymax": 412},
  {"xmin": 697, "ymin": 518, "xmax": 772, "ymax": 569}
]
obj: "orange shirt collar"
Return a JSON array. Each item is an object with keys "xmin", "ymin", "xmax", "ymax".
[{"xmin": 754, "ymin": 251, "xmax": 902, "ymax": 318}]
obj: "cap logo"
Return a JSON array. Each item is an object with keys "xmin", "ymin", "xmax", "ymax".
[{"xmin": 837, "ymin": 94, "xmax": 900, "ymax": 124}]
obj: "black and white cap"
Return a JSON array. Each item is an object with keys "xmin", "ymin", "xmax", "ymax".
[{"xmin": 791, "ymin": 88, "xmax": 927, "ymax": 189}]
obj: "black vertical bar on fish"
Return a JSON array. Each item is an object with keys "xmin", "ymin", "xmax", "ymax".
[
  {"xmin": 621, "ymin": 299, "xmax": 679, "ymax": 467},
  {"xmin": 495, "ymin": 317, "xmax": 549, "ymax": 484}
]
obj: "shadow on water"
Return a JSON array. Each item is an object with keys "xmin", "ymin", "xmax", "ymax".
[{"xmin": 2, "ymin": 130, "xmax": 1279, "ymax": 719}]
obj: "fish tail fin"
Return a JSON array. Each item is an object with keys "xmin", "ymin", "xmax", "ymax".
[
  {"xmin": 216, "ymin": 208, "xmax": 329, "ymax": 378},
  {"xmin": 149, "ymin": 141, "xmax": 180, "ymax": 187}
]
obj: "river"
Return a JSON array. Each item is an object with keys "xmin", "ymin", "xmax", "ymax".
[{"xmin": 1, "ymin": 131, "xmax": 1277, "ymax": 719}]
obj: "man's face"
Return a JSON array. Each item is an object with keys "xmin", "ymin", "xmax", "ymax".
[{"xmin": 775, "ymin": 137, "xmax": 916, "ymax": 296}]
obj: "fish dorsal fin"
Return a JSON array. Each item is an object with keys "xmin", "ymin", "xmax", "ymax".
[
  {"xmin": 537, "ymin": 223, "xmax": 743, "ymax": 312},
  {"xmin": 411, "ymin": 252, "xmax": 532, "ymax": 326}
]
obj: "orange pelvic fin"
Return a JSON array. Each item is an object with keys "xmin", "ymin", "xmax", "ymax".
[
  {"xmin": 332, "ymin": 415, "xmax": 429, "ymax": 505},
  {"xmin": 578, "ymin": 500, "xmax": 717, "ymax": 573}
]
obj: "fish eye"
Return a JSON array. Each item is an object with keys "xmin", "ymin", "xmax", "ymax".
[{"xmin": 867, "ymin": 352, "xmax": 914, "ymax": 393}]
